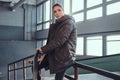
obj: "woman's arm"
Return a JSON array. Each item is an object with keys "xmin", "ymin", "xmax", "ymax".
[{"xmin": 41, "ymin": 21, "xmax": 74, "ymax": 54}]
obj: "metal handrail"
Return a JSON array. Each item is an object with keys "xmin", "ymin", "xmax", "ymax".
[
  {"xmin": 8, "ymin": 55, "xmax": 34, "ymax": 80},
  {"xmin": 8, "ymin": 54, "xmax": 120, "ymax": 80},
  {"xmin": 64, "ymin": 62, "xmax": 120, "ymax": 80}
]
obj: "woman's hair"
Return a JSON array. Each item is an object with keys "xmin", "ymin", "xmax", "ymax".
[{"xmin": 52, "ymin": 3, "xmax": 63, "ymax": 10}]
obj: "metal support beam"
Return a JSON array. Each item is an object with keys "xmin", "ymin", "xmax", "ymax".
[{"xmin": 10, "ymin": 0, "xmax": 26, "ymax": 11}]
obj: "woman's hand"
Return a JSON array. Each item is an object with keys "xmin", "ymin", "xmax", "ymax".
[
  {"xmin": 36, "ymin": 48, "xmax": 45, "ymax": 64},
  {"xmin": 36, "ymin": 48, "xmax": 42, "ymax": 52},
  {"xmin": 38, "ymin": 54, "xmax": 45, "ymax": 64}
]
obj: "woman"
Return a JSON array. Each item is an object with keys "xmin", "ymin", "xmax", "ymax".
[{"xmin": 35, "ymin": 3, "xmax": 77, "ymax": 80}]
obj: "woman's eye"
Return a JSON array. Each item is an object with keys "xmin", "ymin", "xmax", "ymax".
[
  {"xmin": 58, "ymin": 9, "xmax": 61, "ymax": 12},
  {"xmin": 54, "ymin": 11, "xmax": 57, "ymax": 13},
  {"xmin": 54, "ymin": 9, "xmax": 61, "ymax": 13}
]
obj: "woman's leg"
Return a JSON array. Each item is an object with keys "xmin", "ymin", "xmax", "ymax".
[
  {"xmin": 37, "ymin": 55, "xmax": 49, "ymax": 80},
  {"xmin": 37, "ymin": 70, "xmax": 41, "ymax": 80},
  {"xmin": 55, "ymin": 70, "xmax": 66, "ymax": 80},
  {"xmin": 38, "ymin": 55, "xmax": 49, "ymax": 69}
]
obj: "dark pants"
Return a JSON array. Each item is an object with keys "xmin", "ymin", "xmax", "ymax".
[
  {"xmin": 55, "ymin": 70, "xmax": 66, "ymax": 80},
  {"xmin": 37, "ymin": 55, "xmax": 66, "ymax": 80},
  {"xmin": 37, "ymin": 55, "xmax": 49, "ymax": 80}
]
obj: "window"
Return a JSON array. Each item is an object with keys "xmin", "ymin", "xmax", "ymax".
[
  {"xmin": 37, "ymin": 5, "xmax": 42, "ymax": 23},
  {"xmin": 64, "ymin": 0, "xmax": 70, "ymax": 14},
  {"xmin": 72, "ymin": 13, "xmax": 84, "ymax": 22},
  {"xmin": 107, "ymin": 2, "xmax": 120, "ymax": 15},
  {"xmin": 44, "ymin": 0, "xmax": 50, "ymax": 21},
  {"xmin": 87, "ymin": 7, "xmax": 102, "ymax": 19},
  {"xmin": 43, "ymin": 40, "xmax": 47, "ymax": 46},
  {"xmin": 72, "ymin": 0, "xmax": 84, "ymax": 13},
  {"xmin": 43, "ymin": 22, "xmax": 50, "ymax": 29},
  {"xmin": 107, "ymin": 35, "xmax": 120, "ymax": 55},
  {"xmin": 62, "ymin": 0, "xmax": 119, "ymax": 23},
  {"xmin": 76, "ymin": 37, "xmax": 84, "ymax": 55},
  {"xmin": 37, "ymin": 25, "xmax": 42, "ymax": 31},
  {"xmin": 107, "ymin": 0, "xmax": 112, "ymax": 2},
  {"xmin": 87, "ymin": 0, "xmax": 102, "ymax": 8},
  {"xmin": 37, "ymin": 41, "xmax": 42, "ymax": 48},
  {"xmin": 87, "ymin": 36, "xmax": 102, "ymax": 56},
  {"xmin": 36, "ymin": 0, "xmax": 51, "ymax": 31}
]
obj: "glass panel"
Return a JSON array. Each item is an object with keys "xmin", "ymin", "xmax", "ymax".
[
  {"xmin": 107, "ymin": 42, "xmax": 120, "ymax": 55},
  {"xmin": 87, "ymin": 36, "xmax": 102, "ymax": 56},
  {"xmin": 72, "ymin": 13, "xmax": 84, "ymax": 22},
  {"xmin": 44, "ymin": 0, "xmax": 50, "ymax": 21},
  {"xmin": 76, "ymin": 37, "xmax": 84, "ymax": 55},
  {"xmin": 107, "ymin": 2, "xmax": 120, "ymax": 15},
  {"xmin": 107, "ymin": 35, "xmax": 120, "ymax": 40},
  {"xmin": 37, "ymin": 41, "xmax": 42, "ymax": 48},
  {"xmin": 72, "ymin": 0, "xmax": 84, "ymax": 13},
  {"xmin": 107, "ymin": 0, "xmax": 112, "ymax": 2},
  {"xmin": 43, "ymin": 40, "xmax": 47, "ymax": 46},
  {"xmin": 87, "ymin": 7, "xmax": 102, "ymax": 19},
  {"xmin": 64, "ymin": 0, "xmax": 70, "ymax": 14},
  {"xmin": 37, "ymin": 25, "xmax": 42, "ymax": 31},
  {"xmin": 37, "ymin": 5, "xmax": 42, "ymax": 23},
  {"xmin": 87, "ymin": 0, "xmax": 102, "ymax": 8},
  {"xmin": 107, "ymin": 35, "xmax": 120, "ymax": 55},
  {"xmin": 43, "ymin": 22, "xmax": 50, "ymax": 29}
]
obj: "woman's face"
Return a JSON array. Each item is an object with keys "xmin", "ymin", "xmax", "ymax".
[{"xmin": 53, "ymin": 6, "xmax": 64, "ymax": 19}]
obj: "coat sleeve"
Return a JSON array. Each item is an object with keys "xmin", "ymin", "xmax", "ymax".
[{"xmin": 41, "ymin": 21, "xmax": 74, "ymax": 54}]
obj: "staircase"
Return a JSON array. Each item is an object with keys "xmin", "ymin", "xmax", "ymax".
[{"xmin": 7, "ymin": 54, "xmax": 120, "ymax": 80}]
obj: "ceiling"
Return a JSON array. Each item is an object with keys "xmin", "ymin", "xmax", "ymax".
[{"xmin": 0, "ymin": 0, "xmax": 36, "ymax": 5}]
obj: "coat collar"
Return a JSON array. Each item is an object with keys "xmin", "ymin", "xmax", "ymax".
[{"xmin": 55, "ymin": 15, "xmax": 74, "ymax": 24}]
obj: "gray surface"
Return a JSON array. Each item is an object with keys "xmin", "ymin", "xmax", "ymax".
[
  {"xmin": 0, "ymin": 26, "xmax": 23, "ymax": 40},
  {"xmin": 0, "ymin": 41, "xmax": 35, "ymax": 80},
  {"xmin": 0, "ymin": 6, "xmax": 23, "ymax": 26}
]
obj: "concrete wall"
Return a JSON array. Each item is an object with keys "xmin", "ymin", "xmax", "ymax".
[
  {"xmin": 0, "ymin": 4, "xmax": 24, "ymax": 40},
  {"xmin": 0, "ymin": 25, "xmax": 23, "ymax": 40},
  {"xmin": 0, "ymin": 5, "xmax": 23, "ymax": 26},
  {"xmin": 0, "ymin": 3, "xmax": 36, "ymax": 40},
  {"xmin": 0, "ymin": 3, "xmax": 36, "ymax": 80},
  {"xmin": 0, "ymin": 41, "xmax": 35, "ymax": 80},
  {"xmin": 76, "ymin": 13, "xmax": 120, "ymax": 35}
]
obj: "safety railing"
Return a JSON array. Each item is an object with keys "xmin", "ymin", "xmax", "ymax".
[
  {"xmin": 8, "ymin": 55, "xmax": 34, "ymax": 80},
  {"xmin": 8, "ymin": 54, "xmax": 120, "ymax": 80},
  {"xmin": 64, "ymin": 62, "xmax": 120, "ymax": 80}
]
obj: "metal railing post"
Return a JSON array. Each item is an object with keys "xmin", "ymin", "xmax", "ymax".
[
  {"xmin": 14, "ymin": 63, "xmax": 16, "ymax": 80},
  {"xmin": 23, "ymin": 60, "xmax": 26, "ymax": 80},
  {"xmin": 73, "ymin": 65, "xmax": 78, "ymax": 80},
  {"xmin": 8, "ymin": 64, "xmax": 10, "ymax": 80}
]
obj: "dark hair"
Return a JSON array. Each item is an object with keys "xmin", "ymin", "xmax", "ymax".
[{"xmin": 52, "ymin": 3, "xmax": 63, "ymax": 10}]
